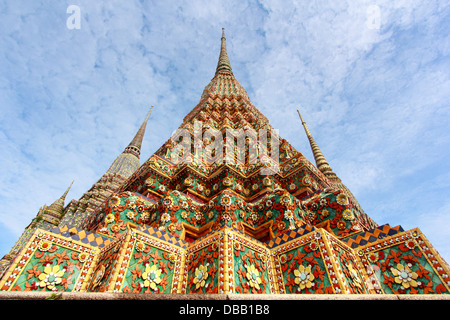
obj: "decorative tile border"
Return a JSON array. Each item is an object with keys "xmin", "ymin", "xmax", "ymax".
[
  {"xmin": 2, "ymin": 222, "xmax": 448, "ymax": 296},
  {"xmin": 227, "ymin": 227, "xmax": 273, "ymax": 294},
  {"xmin": 0, "ymin": 228, "xmax": 100, "ymax": 292},
  {"xmin": 107, "ymin": 227, "xmax": 185, "ymax": 293},
  {"xmin": 356, "ymin": 228, "xmax": 450, "ymax": 294}
]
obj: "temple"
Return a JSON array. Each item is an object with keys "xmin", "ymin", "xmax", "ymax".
[{"xmin": 1, "ymin": 29, "xmax": 449, "ymax": 295}]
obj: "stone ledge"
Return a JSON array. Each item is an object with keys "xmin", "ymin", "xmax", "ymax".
[{"xmin": 0, "ymin": 292, "xmax": 449, "ymax": 300}]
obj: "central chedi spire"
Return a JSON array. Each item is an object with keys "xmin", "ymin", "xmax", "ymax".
[
  {"xmin": 216, "ymin": 28, "xmax": 232, "ymax": 74},
  {"xmin": 185, "ymin": 28, "xmax": 267, "ymax": 128},
  {"xmin": 2, "ymin": 29, "xmax": 448, "ymax": 297}
]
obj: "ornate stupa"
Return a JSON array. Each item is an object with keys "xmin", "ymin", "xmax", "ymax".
[{"xmin": 1, "ymin": 30, "xmax": 449, "ymax": 296}]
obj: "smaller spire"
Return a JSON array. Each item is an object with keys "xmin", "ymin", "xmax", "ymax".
[
  {"xmin": 41, "ymin": 181, "xmax": 74, "ymax": 224},
  {"xmin": 124, "ymin": 106, "xmax": 154, "ymax": 158},
  {"xmin": 297, "ymin": 109, "xmax": 341, "ymax": 182},
  {"xmin": 216, "ymin": 28, "xmax": 232, "ymax": 74},
  {"xmin": 61, "ymin": 180, "xmax": 74, "ymax": 200}
]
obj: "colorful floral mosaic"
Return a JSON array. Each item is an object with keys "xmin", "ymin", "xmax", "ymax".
[
  {"xmin": 357, "ymin": 229, "xmax": 449, "ymax": 294},
  {"xmin": 272, "ymin": 230, "xmax": 335, "ymax": 294},
  {"xmin": 1, "ymin": 230, "xmax": 99, "ymax": 292},
  {"xmin": 231, "ymin": 233, "xmax": 271, "ymax": 294},
  {"xmin": 185, "ymin": 235, "xmax": 221, "ymax": 293}
]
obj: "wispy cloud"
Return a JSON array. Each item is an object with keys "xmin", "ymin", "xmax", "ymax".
[{"xmin": 0, "ymin": 1, "xmax": 449, "ymax": 263}]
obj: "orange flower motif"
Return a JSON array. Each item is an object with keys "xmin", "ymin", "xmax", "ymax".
[
  {"xmin": 135, "ymin": 241, "xmax": 146, "ymax": 252},
  {"xmin": 221, "ymin": 195, "xmax": 232, "ymax": 206},
  {"xmin": 111, "ymin": 224, "xmax": 120, "ymax": 233},
  {"xmin": 78, "ymin": 252, "xmax": 88, "ymax": 263},
  {"xmin": 337, "ymin": 221, "xmax": 346, "ymax": 230},
  {"xmin": 38, "ymin": 240, "xmax": 52, "ymax": 252},
  {"xmin": 105, "ymin": 214, "xmax": 115, "ymax": 224},
  {"xmin": 368, "ymin": 253, "xmax": 378, "ymax": 263}
]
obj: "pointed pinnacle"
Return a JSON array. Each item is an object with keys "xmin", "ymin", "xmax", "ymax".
[
  {"xmin": 124, "ymin": 106, "xmax": 154, "ymax": 158},
  {"xmin": 45, "ymin": 181, "xmax": 74, "ymax": 219},
  {"xmin": 61, "ymin": 180, "xmax": 74, "ymax": 200},
  {"xmin": 297, "ymin": 108, "xmax": 339, "ymax": 181},
  {"xmin": 216, "ymin": 28, "xmax": 232, "ymax": 74}
]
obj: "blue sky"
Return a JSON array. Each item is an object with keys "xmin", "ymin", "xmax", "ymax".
[{"xmin": 1, "ymin": 1, "xmax": 450, "ymax": 264}]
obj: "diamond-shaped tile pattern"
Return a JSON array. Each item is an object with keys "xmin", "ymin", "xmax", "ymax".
[
  {"xmin": 342, "ymin": 224, "xmax": 404, "ymax": 248},
  {"xmin": 137, "ymin": 225, "xmax": 188, "ymax": 248},
  {"xmin": 266, "ymin": 223, "xmax": 316, "ymax": 248},
  {"xmin": 50, "ymin": 225, "xmax": 112, "ymax": 248}
]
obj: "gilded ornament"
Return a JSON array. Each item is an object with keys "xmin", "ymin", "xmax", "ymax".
[
  {"xmin": 109, "ymin": 196, "xmax": 120, "ymax": 207},
  {"xmin": 347, "ymin": 264, "xmax": 362, "ymax": 289},
  {"xmin": 91, "ymin": 264, "xmax": 106, "ymax": 289},
  {"xmin": 223, "ymin": 177, "xmax": 232, "ymax": 186},
  {"xmin": 342, "ymin": 209, "xmax": 354, "ymax": 221},
  {"xmin": 336, "ymin": 194, "xmax": 349, "ymax": 206}
]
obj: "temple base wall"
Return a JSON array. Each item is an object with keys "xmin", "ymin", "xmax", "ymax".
[{"xmin": 1, "ymin": 221, "xmax": 449, "ymax": 295}]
